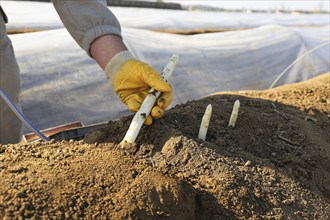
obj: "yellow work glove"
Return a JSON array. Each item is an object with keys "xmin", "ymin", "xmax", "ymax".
[{"xmin": 105, "ymin": 51, "xmax": 172, "ymax": 125}]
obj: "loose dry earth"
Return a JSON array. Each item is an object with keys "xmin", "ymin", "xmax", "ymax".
[{"xmin": 1, "ymin": 73, "xmax": 329, "ymax": 219}]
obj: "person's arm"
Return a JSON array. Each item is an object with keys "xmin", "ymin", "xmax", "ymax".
[
  {"xmin": 52, "ymin": 0, "xmax": 172, "ymax": 124},
  {"xmin": 52, "ymin": 0, "xmax": 121, "ymax": 56},
  {"xmin": 52, "ymin": 0, "xmax": 127, "ymax": 69},
  {"xmin": 90, "ymin": 35, "xmax": 127, "ymax": 70}
]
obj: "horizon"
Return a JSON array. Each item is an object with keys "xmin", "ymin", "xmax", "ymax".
[{"xmin": 162, "ymin": 0, "xmax": 330, "ymax": 12}]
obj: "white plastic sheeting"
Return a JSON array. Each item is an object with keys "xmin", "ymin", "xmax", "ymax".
[
  {"xmin": 10, "ymin": 26, "xmax": 329, "ymax": 130},
  {"xmin": 2, "ymin": 1, "xmax": 330, "ymax": 31},
  {"xmin": 2, "ymin": 1, "xmax": 62, "ymax": 31},
  {"xmin": 2, "ymin": 1, "xmax": 330, "ymax": 130}
]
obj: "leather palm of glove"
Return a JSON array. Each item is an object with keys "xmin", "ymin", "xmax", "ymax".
[{"xmin": 105, "ymin": 51, "xmax": 172, "ymax": 125}]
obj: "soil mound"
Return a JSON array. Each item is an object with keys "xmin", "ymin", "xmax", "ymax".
[{"xmin": 1, "ymin": 73, "xmax": 329, "ymax": 219}]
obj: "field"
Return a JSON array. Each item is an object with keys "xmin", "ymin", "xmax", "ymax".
[
  {"xmin": 1, "ymin": 1, "xmax": 329, "ymax": 219},
  {"xmin": 1, "ymin": 73, "xmax": 329, "ymax": 219}
]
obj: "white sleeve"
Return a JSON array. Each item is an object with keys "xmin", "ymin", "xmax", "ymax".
[{"xmin": 52, "ymin": 0, "xmax": 122, "ymax": 56}]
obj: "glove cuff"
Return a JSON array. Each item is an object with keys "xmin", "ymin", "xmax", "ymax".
[{"xmin": 104, "ymin": 51, "xmax": 136, "ymax": 81}]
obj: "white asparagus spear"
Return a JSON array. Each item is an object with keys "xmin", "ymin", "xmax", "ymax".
[
  {"xmin": 198, "ymin": 104, "xmax": 212, "ymax": 141},
  {"xmin": 228, "ymin": 100, "xmax": 240, "ymax": 127},
  {"xmin": 120, "ymin": 54, "xmax": 179, "ymax": 146}
]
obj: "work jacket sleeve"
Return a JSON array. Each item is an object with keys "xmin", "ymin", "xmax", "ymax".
[{"xmin": 52, "ymin": 0, "xmax": 122, "ymax": 56}]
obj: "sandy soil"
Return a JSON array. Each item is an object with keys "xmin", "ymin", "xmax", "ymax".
[{"xmin": 1, "ymin": 73, "xmax": 329, "ymax": 219}]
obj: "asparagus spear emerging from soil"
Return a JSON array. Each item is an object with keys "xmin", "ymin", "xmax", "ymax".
[
  {"xmin": 228, "ymin": 100, "xmax": 240, "ymax": 128},
  {"xmin": 120, "ymin": 54, "xmax": 179, "ymax": 151},
  {"xmin": 198, "ymin": 104, "xmax": 212, "ymax": 141}
]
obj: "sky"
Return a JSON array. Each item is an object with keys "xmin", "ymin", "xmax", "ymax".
[{"xmin": 162, "ymin": 1, "xmax": 330, "ymax": 11}]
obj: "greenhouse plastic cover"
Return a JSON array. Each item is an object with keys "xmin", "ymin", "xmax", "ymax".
[
  {"xmin": 2, "ymin": 1, "xmax": 330, "ymax": 131},
  {"xmin": 3, "ymin": 1, "xmax": 330, "ymax": 31}
]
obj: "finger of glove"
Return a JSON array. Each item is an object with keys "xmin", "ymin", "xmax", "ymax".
[
  {"xmin": 142, "ymin": 68, "xmax": 172, "ymax": 92},
  {"xmin": 144, "ymin": 115, "xmax": 153, "ymax": 125},
  {"xmin": 151, "ymin": 106, "xmax": 164, "ymax": 119},
  {"xmin": 157, "ymin": 91, "xmax": 172, "ymax": 109},
  {"xmin": 125, "ymin": 94, "xmax": 144, "ymax": 112}
]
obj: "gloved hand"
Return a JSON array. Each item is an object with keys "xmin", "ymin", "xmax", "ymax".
[{"xmin": 105, "ymin": 51, "xmax": 172, "ymax": 125}]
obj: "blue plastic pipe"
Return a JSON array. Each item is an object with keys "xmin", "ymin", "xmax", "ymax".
[{"xmin": 0, "ymin": 87, "xmax": 50, "ymax": 142}]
